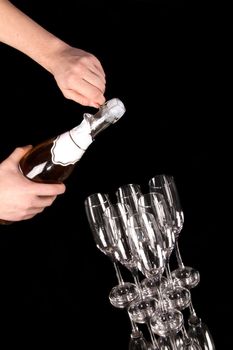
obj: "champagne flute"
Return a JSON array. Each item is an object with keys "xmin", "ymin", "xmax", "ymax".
[
  {"xmin": 138, "ymin": 192, "xmax": 175, "ymax": 262},
  {"xmin": 103, "ymin": 202, "xmax": 142, "ymax": 292},
  {"xmin": 116, "ymin": 183, "xmax": 173, "ymax": 302},
  {"xmin": 137, "ymin": 192, "xmax": 188, "ymax": 308},
  {"xmin": 127, "ymin": 211, "xmax": 166, "ymax": 349},
  {"xmin": 102, "ymin": 201, "xmax": 149, "ymax": 346},
  {"xmin": 116, "ymin": 183, "xmax": 143, "ymax": 214},
  {"xmin": 127, "ymin": 211, "xmax": 185, "ymax": 348},
  {"xmin": 148, "ymin": 175, "xmax": 200, "ymax": 290},
  {"xmin": 84, "ymin": 192, "xmax": 139, "ymax": 309},
  {"xmin": 149, "ymin": 307, "xmax": 184, "ymax": 338},
  {"xmin": 147, "ymin": 178, "xmax": 210, "ymax": 349}
]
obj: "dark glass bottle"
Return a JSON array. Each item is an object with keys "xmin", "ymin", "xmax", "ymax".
[{"xmin": 0, "ymin": 98, "xmax": 126, "ymax": 224}]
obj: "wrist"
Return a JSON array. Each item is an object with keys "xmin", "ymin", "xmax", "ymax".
[{"xmin": 36, "ymin": 37, "xmax": 70, "ymax": 75}]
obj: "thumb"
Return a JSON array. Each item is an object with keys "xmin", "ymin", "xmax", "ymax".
[{"xmin": 8, "ymin": 145, "xmax": 33, "ymax": 163}]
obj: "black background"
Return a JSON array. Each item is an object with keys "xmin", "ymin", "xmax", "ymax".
[{"xmin": 0, "ymin": 0, "xmax": 231, "ymax": 348}]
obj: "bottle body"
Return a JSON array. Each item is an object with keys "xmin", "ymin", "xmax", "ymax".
[
  {"xmin": 0, "ymin": 98, "xmax": 126, "ymax": 224},
  {"xmin": 19, "ymin": 110, "xmax": 96, "ymax": 183},
  {"xmin": 0, "ymin": 137, "xmax": 80, "ymax": 225},
  {"xmin": 19, "ymin": 138, "xmax": 75, "ymax": 184}
]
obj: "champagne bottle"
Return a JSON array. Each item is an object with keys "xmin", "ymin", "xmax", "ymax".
[{"xmin": 0, "ymin": 98, "xmax": 126, "ymax": 224}]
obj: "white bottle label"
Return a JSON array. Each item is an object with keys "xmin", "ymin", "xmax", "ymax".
[{"xmin": 51, "ymin": 119, "xmax": 93, "ymax": 166}]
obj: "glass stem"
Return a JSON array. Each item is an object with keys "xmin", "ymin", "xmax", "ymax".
[
  {"xmin": 188, "ymin": 299, "xmax": 197, "ymax": 317},
  {"xmin": 165, "ymin": 262, "xmax": 174, "ymax": 287},
  {"xmin": 113, "ymin": 261, "xmax": 124, "ymax": 285},
  {"xmin": 181, "ymin": 324, "xmax": 192, "ymax": 344},
  {"xmin": 157, "ymin": 280, "xmax": 166, "ymax": 312},
  {"xmin": 146, "ymin": 320, "xmax": 158, "ymax": 349},
  {"xmin": 175, "ymin": 241, "xmax": 185, "ymax": 269},
  {"xmin": 131, "ymin": 268, "xmax": 143, "ymax": 299},
  {"xmin": 169, "ymin": 334, "xmax": 179, "ymax": 350},
  {"xmin": 128, "ymin": 313, "xmax": 140, "ymax": 336}
]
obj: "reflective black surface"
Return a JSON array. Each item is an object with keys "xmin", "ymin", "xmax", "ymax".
[{"xmin": 0, "ymin": 0, "xmax": 230, "ymax": 348}]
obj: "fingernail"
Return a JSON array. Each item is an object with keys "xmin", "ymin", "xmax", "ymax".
[{"xmin": 91, "ymin": 103, "xmax": 100, "ymax": 108}]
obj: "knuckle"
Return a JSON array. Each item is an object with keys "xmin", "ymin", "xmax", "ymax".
[
  {"xmin": 65, "ymin": 71, "xmax": 76, "ymax": 85},
  {"xmin": 77, "ymin": 96, "xmax": 89, "ymax": 106},
  {"xmin": 62, "ymin": 90, "xmax": 73, "ymax": 100}
]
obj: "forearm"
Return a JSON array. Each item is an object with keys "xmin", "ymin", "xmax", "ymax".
[
  {"xmin": 0, "ymin": 0, "xmax": 106, "ymax": 107},
  {"xmin": 0, "ymin": 0, "xmax": 68, "ymax": 73}
]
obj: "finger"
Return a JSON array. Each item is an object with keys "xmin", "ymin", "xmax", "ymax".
[
  {"xmin": 8, "ymin": 145, "xmax": 33, "ymax": 163},
  {"xmin": 22, "ymin": 210, "xmax": 44, "ymax": 220},
  {"xmin": 32, "ymin": 183, "xmax": 66, "ymax": 196},
  {"xmin": 63, "ymin": 89, "xmax": 105, "ymax": 108},
  {"xmin": 82, "ymin": 72, "xmax": 106, "ymax": 94},
  {"xmin": 89, "ymin": 56, "xmax": 106, "ymax": 77},
  {"xmin": 24, "ymin": 196, "xmax": 57, "ymax": 215},
  {"xmin": 94, "ymin": 63, "xmax": 105, "ymax": 77},
  {"xmin": 68, "ymin": 73, "xmax": 105, "ymax": 97},
  {"xmin": 36, "ymin": 195, "xmax": 57, "ymax": 208}
]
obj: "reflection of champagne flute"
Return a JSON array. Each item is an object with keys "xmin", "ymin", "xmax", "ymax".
[
  {"xmin": 187, "ymin": 307, "xmax": 216, "ymax": 350},
  {"xmin": 128, "ymin": 297, "xmax": 159, "ymax": 349},
  {"xmin": 158, "ymin": 334, "xmax": 184, "ymax": 350},
  {"xmin": 180, "ymin": 327, "xmax": 202, "ymax": 350},
  {"xmin": 129, "ymin": 330, "xmax": 150, "ymax": 350}
]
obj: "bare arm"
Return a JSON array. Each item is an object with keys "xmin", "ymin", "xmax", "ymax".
[{"xmin": 0, "ymin": 0, "xmax": 106, "ymax": 107}]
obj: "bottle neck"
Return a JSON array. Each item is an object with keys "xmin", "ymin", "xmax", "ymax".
[
  {"xmin": 84, "ymin": 98, "xmax": 126, "ymax": 138},
  {"xmin": 51, "ymin": 120, "xmax": 93, "ymax": 166},
  {"xmin": 84, "ymin": 111, "xmax": 111, "ymax": 138},
  {"xmin": 51, "ymin": 98, "xmax": 126, "ymax": 166},
  {"xmin": 69, "ymin": 119, "xmax": 93, "ymax": 149}
]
